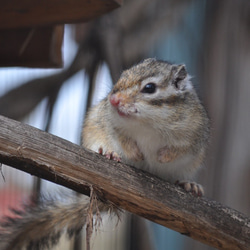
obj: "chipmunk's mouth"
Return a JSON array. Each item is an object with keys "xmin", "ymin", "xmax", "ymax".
[
  {"xmin": 109, "ymin": 93, "xmax": 138, "ymax": 117},
  {"xmin": 115, "ymin": 105, "xmax": 138, "ymax": 117},
  {"xmin": 117, "ymin": 109, "xmax": 128, "ymax": 117}
]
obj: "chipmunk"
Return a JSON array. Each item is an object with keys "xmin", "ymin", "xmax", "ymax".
[
  {"xmin": 83, "ymin": 58, "xmax": 210, "ymax": 196},
  {"xmin": 0, "ymin": 58, "xmax": 210, "ymax": 250}
]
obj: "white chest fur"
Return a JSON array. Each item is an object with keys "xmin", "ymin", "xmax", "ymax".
[{"xmin": 115, "ymin": 118, "xmax": 198, "ymax": 183}]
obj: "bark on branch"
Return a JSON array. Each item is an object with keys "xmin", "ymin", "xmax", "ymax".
[{"xmin": 0, "ymin": 115, "xmax": 249, "ymax": 250}]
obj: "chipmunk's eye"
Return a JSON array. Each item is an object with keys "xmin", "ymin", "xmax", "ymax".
[{"xmin": 141, "ymin": 83, "xmax": 156, "ymax": 94}]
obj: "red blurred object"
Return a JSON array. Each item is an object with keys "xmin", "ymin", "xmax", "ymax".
[{"xmin": 0, "ymin": 188, "xmax": 29, "ymax": 219}]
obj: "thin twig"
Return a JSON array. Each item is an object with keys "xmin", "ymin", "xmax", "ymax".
[
  {"xmin": 0, "ymin": 163, "xmax": 5, "ymax": 182},
  {"xmin": 19, "ymin": 28, "xmax": 36, "ymax": 55}
]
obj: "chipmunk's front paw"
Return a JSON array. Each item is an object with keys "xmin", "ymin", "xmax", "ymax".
[
  {"xmin": 130, "ymin": 147, "xmax": 144, "ymax": 162},
  {"xmin": 175, "ymin": 180, "xmax": 204, "ymax": 197},
  {"xmin": 120, "ymin": 137, "xmax": 144, "ymax": 162},
  {"xmin": 157, "ymin": 146, "xmax": 176, "ymax": 163},
  {"xmin": 98, "ymin": 147, "xmax": 121, "ymax": 162}
]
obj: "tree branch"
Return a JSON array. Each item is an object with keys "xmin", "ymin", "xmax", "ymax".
[{"xmin": 0, "ymin": 114, "xmax": 249, "ymax": 250}]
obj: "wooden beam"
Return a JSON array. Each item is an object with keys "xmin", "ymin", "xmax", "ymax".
[
  {"xmin": 0, "ymin": 0, "xmax": 122, "ymax": 29},
  {"xmin": 0, "ymin": 26, "xmax": 64, "ymax": 68},
  {"xmin": 0, "ymin": 114, "xmax": 249, "ymax": 250}
]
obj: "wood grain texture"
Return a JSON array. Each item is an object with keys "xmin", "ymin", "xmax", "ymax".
[
  {"xmin": 0, "ymin": 115, "xmax": 249, "ymax": 250},
  {"xmin": 0, "ymin": 0, "xmax": 122, "ymax": 29}
]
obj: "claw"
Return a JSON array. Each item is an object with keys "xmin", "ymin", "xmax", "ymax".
[
  {"xmin": 175, "ymin": 180, "xmax": 204, "ymax": 197},
  {"xmin": 105, "ymin": 151, "xmax": 121, "ymax": 162},
  {"xmin": 98, "ymin": 147, "xmax": 103, "ymax": 155},
  {"xmin": 98, "ymin": 147, "xmax": 121, "ymax": 162}
]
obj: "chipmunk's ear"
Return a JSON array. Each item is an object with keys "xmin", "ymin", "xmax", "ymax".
[
  {"xmin": 172, "ymin": 64, "xmax": 189, "ymax": 90},
  {"xmin": 176, "ymin": 64, "xmax": 187, "ymax": 79}
]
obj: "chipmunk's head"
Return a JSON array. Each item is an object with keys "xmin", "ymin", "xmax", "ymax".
[{"xmin": 109, "ymin": 58, "xmax": 197, "ymax": 124}]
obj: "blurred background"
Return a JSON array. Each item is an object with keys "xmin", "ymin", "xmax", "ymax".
[{"xmin": 0, "ymin": 0, "xmax": 250, "ymax": 249}]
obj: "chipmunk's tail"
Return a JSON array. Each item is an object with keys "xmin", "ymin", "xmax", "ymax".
[{"xmin": 0, "ymin": 193, "xmax": 117, "ymax": 250}]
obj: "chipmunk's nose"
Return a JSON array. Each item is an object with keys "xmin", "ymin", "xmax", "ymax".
[{"xmin": 110, "ymin": 93, "xmax": 121, "ymax": 107}]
